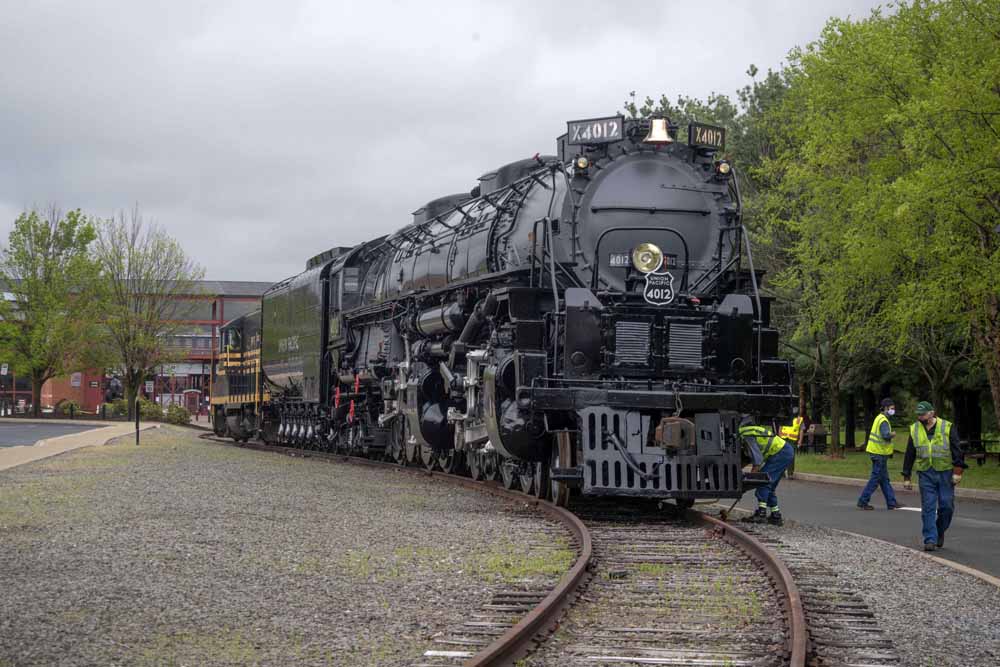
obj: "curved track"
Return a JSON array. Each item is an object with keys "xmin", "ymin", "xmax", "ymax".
[{"xmin": 198, "ymin": 433, "xmax": 805, "ymax": 666}]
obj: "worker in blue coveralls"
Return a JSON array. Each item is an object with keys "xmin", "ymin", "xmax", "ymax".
[
  {"xmin": 738, "ymin": 414, "xmax": 795, "ymax": 526},
  {"xmin": 901, "ymin": 401, "xmax": 967, "ymax": 551}
]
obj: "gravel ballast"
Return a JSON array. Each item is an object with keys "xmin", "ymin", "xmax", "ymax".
[
  {"xmin": 750, "ymin": 521, "xmax": 1000, "ymax": 667},
  {"xmin": 0, "ymin": 426, "xmax": 571, "ymax": 666}
]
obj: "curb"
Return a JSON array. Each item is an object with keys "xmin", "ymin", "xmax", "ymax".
[
  {"xmin": 0, "ymin": 417, "xmax": 115, "ymax": 426},
  {"xmin": 792, "ymin": 472, "xmax": 1000, "ymax": 502},
  {"xmin": 102, "ymin": 424, "xmax": 162, "ymax": 445},
  {"xmin": 711, "ymin": 503, "xmax": 1000, "ymax": 590}
]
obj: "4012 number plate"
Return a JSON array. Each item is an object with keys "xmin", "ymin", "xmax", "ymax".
[{"xmin": 567, "ymin": 116, "xmax": 623, "ymax": 145}]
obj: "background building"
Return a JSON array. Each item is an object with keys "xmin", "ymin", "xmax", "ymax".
[{"xmin": 36, "ymin": 280, "xmax": 272, "ymax": 414}]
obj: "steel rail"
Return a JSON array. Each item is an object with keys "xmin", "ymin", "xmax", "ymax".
[
  {"xmin": 199, "ymin": 434, "xmax": 804, "ymax": 667},
  {"xmin": 197, "ymin": 434, "xmax": 593, "ymax": 667},
  {"xmin": 696, "ymin": 511, "xmax": 808, "ymax": 667}
]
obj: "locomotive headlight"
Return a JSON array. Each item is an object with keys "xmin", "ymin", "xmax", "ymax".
[
  {"xmin": 716, "ymin": 160, "xmax": 732, "ymax": 175},
  {"xmin": 631, "ymin": 242, "xmax": 664, "ymax": 273},
  {"xmin": 575, "ymin": 156, "xmax": 589, "ymax": 170}
]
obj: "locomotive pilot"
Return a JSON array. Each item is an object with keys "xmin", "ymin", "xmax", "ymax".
[{"xmin": 738, "ymin": 415, "xmax": 795, "ymax": 525}]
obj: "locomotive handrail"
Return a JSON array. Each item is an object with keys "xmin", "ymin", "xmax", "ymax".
[{"xmin": 589, "ymin": 225, "xmax": 690, "ymax": 291}]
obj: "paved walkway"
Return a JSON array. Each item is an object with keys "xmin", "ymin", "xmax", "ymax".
[
  {"xmin": 0, "ymin": 418, "xmax": 157, "ymax": 471},
  {"xmin": 0, "ymin": 422, "xmax": 102, "ymax": 447},
  {"xmin": 733, "ymin": 478, "xmax": 1000, "ymax": 578}
]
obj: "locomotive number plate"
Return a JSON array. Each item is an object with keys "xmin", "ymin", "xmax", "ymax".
[
  {"xmin": 609, "ymin": 252, "xmax": 631, "ymax": 267},
  {"xmin": 609, "ymin": 253, "xmax": 678, "ymax": 269},
  {"xmin": 567, "ymin": 115, "xmax": 623, "ymax": 145},
  {"xmin": 643, "ymin": 271, "xmax": 676, "ymax": 306},
  {"xmin": 688, "ymin": 122, "xmax": 726, "ymax": 149}
]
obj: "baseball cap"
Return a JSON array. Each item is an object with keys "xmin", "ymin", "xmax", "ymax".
[{"xmin": 915, "ymin": 401, "xmax": 934, "ymax": 415}]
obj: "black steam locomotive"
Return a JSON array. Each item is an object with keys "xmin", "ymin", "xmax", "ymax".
[{"xmin": 212, "ymin": 114, "xmax": 793, "ymax": 507}]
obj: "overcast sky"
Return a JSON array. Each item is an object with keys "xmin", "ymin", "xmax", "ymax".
[{"xmin": 0, "ymin": 0, "xmax": 885, "ymax": 282}]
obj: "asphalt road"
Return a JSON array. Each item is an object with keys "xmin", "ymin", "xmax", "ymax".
[
  {"xmin": 0, "ymin": 422, "xmax": 102, "ymax": 448},
  {"xmin": 733, "ymin": 477, "xmax": 1000, "ymax": 578}
]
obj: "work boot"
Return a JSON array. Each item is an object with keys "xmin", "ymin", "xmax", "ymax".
[
  {"xmin": 857, "ymin": 502, "xmax": 874, "ymax": 510},
  {"xmin": 767, "ymin": 511, "xmax": 784, "ymax": 526},
  {"xmin": 743, "ymin": 507, "xmax": 768, "ymax": 523},
  {"xmin": 923, "ymin": 543, "xmax": 936, "ymax": 552},
  {"xmin": 937, "ymin": 536, "xmax": 944, "ymax": 548},
  {"xmin": 887, "ymin": 503, "xmax": 904, "ymax": 510}
]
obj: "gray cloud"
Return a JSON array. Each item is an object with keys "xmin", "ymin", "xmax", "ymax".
[{"xmin": 0, "ymin": 0, "xmax": 885, "ymax": 282}]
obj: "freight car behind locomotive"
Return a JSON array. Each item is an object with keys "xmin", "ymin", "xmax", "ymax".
[{"xmin": 232, "ymin": 113, "xmax": 793, "ymax": 506}]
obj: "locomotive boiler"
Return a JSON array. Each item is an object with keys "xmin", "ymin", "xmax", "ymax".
[{"xmin": 213, "ymin": 114, "xmax": 794, "ymax": 507}]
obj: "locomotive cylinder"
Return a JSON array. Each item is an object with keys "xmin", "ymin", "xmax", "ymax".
[{"xmin": 414, "ymin": 303, "xmax": 466, "ymax": 337}]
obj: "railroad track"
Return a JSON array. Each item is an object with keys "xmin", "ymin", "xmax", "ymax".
[
  {"xmin": 739, "ymin": 525, "xmax": 902, "ymax": 667},
  {"xmin": 198, "ymin": 433, "xmax": 806, "ymax": 666},
  {"xmin": 522, "ymin": 499, "xmax": 803, "ymax": 666}
]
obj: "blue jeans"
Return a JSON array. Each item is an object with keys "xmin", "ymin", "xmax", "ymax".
[
  {"xmin": 755, "ymin": 444, "xmax": 795, "ymax": 510},
  {"xmin": 917, "ymin": 469, "xmax": 955, "ymax": 545},
  {"xmin": 858, "ymin": 454, "xmax": 898, "ymax": 507}
]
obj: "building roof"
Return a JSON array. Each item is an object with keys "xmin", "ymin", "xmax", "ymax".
[
  {"xmin": 0, "ymin": 278, "xmax": 274, "ymax": 298},
  {"xmin": 196, "ymin": 280, "xmax": 274, "ymax": 297}
]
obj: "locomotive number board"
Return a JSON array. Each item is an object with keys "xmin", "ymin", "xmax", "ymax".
[
  {"xmin": 608, "ymin": 252, "xmax": 678, "ymax": 269},
  {"xmin": 567, "ymin": 115, "xmax": 624, "ymax": 145},
  {"xmin": 688, "ymin": 122, "xmax": 726, "ymax": 149}
]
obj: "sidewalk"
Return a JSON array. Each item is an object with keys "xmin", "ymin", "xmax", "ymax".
[
  {"xmin": 0, "ymin": 420, "xmax": 160, "ymax": 472},
  {"xmin": 793, "ymin": 471, "xmax": 1000, "ymax": 502}
]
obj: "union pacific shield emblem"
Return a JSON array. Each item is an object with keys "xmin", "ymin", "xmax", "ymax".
[{"xmin": 643, "ymin": 271, "xmax": 675, "ymax": 306}]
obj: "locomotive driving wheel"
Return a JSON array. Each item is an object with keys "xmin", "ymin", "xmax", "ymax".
[
  {"xmin": 390, "ymin": 418, "xmax": 406, "ymax": 465},
  {"xmin": 518, "ymin": 463, "xmax": 534, "ymax": 495},
  {"xmin": 532, "ymin": 460, "xmax": 549, "ymax": 500},
  {"xmin": 484, "ymin": 452, "xmax": 500, "ymax": 481},
  {"xmin": 438, "ymin": 450, "xmax": 461, "ymax": 474},
  {"xmin": 404, "ymin": 432, "xmax": 419, "ymax": 464},
  {"xmin": 468, "ymin": 450, "xmax": 484, "ymax": 480},
  {"xmin": 500, "ymin": 458, "xmax": 517, "ymax": 490},
  {"xmin": 420, "ymin": 444, "xmax": 436, "ymax": 471}
]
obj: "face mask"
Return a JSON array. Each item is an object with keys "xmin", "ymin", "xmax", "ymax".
[{"xmin": 886, "ymin": 408, "xmax": 895, "ymax": 416}]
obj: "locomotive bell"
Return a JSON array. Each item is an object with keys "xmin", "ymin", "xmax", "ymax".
[
  {"xmin": 631, "ymin": 242, "xmax": 664, "ymax": 273},
  {"xmin": 642, "ymin": 118, "xmax": 673, "ymax": 144}
]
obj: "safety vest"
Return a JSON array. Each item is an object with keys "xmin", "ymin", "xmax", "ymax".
[
  {"xmin": 779, "ymin": 416, "xmax": 803, "ymax": 442},
  {"xmin": 865, "ymin": 413, "xmax": 894, "ymax": 456},
  {"xmin": 739, "ymin": 425, "xmax": 787, "ymax": 461},
  {"xmin": 911, "ymin": 419, "xmax": 953, "ymax": 472}
]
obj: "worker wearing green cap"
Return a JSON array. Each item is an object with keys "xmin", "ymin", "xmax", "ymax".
[{"xmin": 901, "ymin": 401, "xmax": 967, "ymax": 551}]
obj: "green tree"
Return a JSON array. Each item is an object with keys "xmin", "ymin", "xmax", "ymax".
[
  {"xmin": 91, "ymin": 205, "xmax": 204, "ymax": 420},
  {"xmin": 760, "ymin": 0, "xmax": 1000, "ymax": 432},
  {"xmin": 0, "ymin": 207, "xmax": 103, "ymax": 415}
]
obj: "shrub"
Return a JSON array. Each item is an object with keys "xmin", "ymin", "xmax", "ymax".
[
  {"xmin": 163, "ymin": 404, "xmax": 191, "ymax": 425},
  {"xmin": 54, "ymin": 399, "xmax": 81, "ymax": 416},
  {"xmin": 137, "ymin": 398, "xmax": 164, "ymax": 421},
  {"xmin": 109, "ymin": 398, "xmax": 129, "ymax": 417}
]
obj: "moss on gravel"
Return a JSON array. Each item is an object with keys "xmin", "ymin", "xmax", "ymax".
[{"xmin": 0, "ymin": 426, "xmax": 570, "ymax": 666}]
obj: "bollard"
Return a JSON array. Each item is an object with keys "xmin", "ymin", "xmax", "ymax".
[
  {"xmin": 135, "ymin": 396, "xmax": 140, "ymax": 446},
  {"xmin": 69, "ymin": 404, "xmax": 74, "ymax": 420}
]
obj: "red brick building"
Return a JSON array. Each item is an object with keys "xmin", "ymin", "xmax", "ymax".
[{"xmin": 36, "ymin": 280, "xmax": 272, "ymax": 414}]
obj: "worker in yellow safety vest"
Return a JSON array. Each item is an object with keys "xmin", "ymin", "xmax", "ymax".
[
  {"xmin": 738, "ymin": 414, "xmax": 795, "ymax": 525},
  {"xmin": 779, "ymin": 416, "xmax": 803, "ymax": 442},
  {"xmin": 901, "ymin": 401, "xmax": 967, "ymax": 551},
  {"xmin": 856, "ymin": 398, "xmax": 903, "ymax": 511}
]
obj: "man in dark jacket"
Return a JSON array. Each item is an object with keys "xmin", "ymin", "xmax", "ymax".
[{"xmin": 901, "ymin": 401, "xmax": 967, "ymax": 551}]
